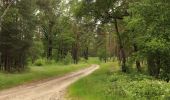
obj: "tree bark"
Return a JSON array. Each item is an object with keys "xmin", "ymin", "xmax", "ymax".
[
  {"xmin": 47, "ymin": 21, "xmax": 54, "ymax": 60},
  {"xmin": 147, "ymin": 56, "xmax": 160, "ymax": 77},
  {"xmin": 72, "ymin": 44, "xmax": 78, "ymax": 64},
  {"xmin": 133, "ymin": 44, "xmax": 141, "ymax": 72},
  {"xmin": 114, "ymin": 18, "xmax": 127, "ymax": 72},
  {"xmin": 84, "ymin": 47, "xmax": 88, "ymax": 60},
  {"xmin": 47, "ymin": 39, "xmax": 52, "ymax": 60}
]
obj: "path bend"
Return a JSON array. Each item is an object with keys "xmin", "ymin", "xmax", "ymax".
[{"xmin": 0, "ymin": 64, "xmax": 99, "ymax": 100}]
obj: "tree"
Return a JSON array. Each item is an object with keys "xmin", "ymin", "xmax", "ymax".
[
  {"xmin": 0, "ymin": 0, "xmax": 36, "ymax": 72},
  {"xmin": 0, "ymin": 0, "xmax": 15, "ymax": 32},
  {"xmin": 73, "ymin": 0, "xmax": 129, "ymax": 72},
  {"xmin": 125, "ymin": 0, "xmax": 170, "ymax": 81},
  {"xmin": 53, "ymin": 16, "xmax": 75, "ymax": 62},
  {"xmin": 36, "ymin": 0, "xmax": 61, "ymax": 61},
  {"xmin": 28, "ymin": 40, "xmax": 44, "ymax": 64}
]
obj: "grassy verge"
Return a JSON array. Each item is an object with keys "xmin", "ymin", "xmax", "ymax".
[
  {"xmin": 0, "ymin": 57, "xmax": 99, "ymax": 90},
  {"xmin": 68, "ymin": 61, "xmax": 170, "ymax": 100}
]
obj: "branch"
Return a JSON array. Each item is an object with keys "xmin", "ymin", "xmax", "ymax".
[{"xmin": 0, "ymin": 0, "xmax": 15, "ymax": 23}]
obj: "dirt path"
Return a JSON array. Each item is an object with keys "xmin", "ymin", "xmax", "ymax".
[{"xmin": 0, "ymin": 65, "xmax": 99, "ymax": 100}]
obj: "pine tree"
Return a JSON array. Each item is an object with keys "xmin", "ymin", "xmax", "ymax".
[{"xmin": 0, "ymin": 0, "xmax": 36, "ymax": 72}]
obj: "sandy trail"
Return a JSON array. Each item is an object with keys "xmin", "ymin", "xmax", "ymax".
[{"xmin": 0, "ymin": 65, "xmax": 99, "ymax": 100}]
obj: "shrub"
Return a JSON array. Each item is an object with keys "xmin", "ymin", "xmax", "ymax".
[
  {"xmin": 97, "ymin": 49, "xmax": 109, "ymax": 62},
  {"xmin": 63, "ymin": 53, "xmax": 72, "ymax": 65},
  {"xmin": 107, "ymin": 72, "xmax": 170, "ymax": 100},
  {"xmin": 28, "ymin": 41, "xmax": 44, "ymax": 64},
  {"xmin": 34, "ymin": 59, "xmax": 44, "ymax": 66},
  {"xmin": 80, "ymin": 58, "xmax": 87, "ymax": 63}
]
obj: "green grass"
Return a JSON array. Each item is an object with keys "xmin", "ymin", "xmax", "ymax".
[
  {"xmin": 0, "ymin": 57, "xmax": 99, "ymax": 90},
  {"xmin": 68, "ymin": 61, "xmax": 170, "ymax": 100}
]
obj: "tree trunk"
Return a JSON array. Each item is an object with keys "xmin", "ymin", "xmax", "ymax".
[
  {"xmin": 147, "ymin": 56, "xmax": 160, "ymax": 77},
  {"xmin": 114, "ymin": 18, "xmax": 127, "ymax": 72},
  {"xmin": 47, "ymin": 21, "xmax": 54, "ymax": 60},
  {"xmin": 72, "ymin": 44, "xmax": 78, "ymax": 64},
  {"xmin": 47, "ymin": 39, "xmax": 52, "ymax": 60},
  {"xmin": 84, "ymin": 47, "xmax": 88, "ymax": 60},
  {"xmin": 133, "ymin": 44, "xmax": 141, "ymax": 72},
  {"xmin": 155, "ymin": 57, "xmax": 161, "ymax": 78}
]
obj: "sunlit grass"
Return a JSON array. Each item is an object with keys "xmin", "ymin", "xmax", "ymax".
[
  {"xmin": 67, "ymin": 62, "xmax": 119, "ymax": 100},
  {"xmin": 68, "ymin": 61, "xmax": 170, "ymax": 100}
]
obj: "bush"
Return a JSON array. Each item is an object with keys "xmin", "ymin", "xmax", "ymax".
[
  {"xmin": 63, "ymin": 53, "xmax": 72, "ymax": 65},
  {"xmin": 107, "ymin": 72, "xmax": 170, "ymax": 100},
  {"xmin": 34, "ymin": 59, "xmax": 44, "ymax": 66},
  {"xmin": 28, "ymin": 41, "xmax": 44, "ymax": 64},
  {"xmin": 97, "ymin": 49, "xmax": 109, "ymax": 62},
  {"xmin": 68, "ymin": 61, "xmax": 170, "ymax": 100},
  {"xmin": 80, "ymin": 58, "xmax": 87, "ymax": 63},
  {"xmin": 45, "ymin": 59, "xmax": 55, "ymax": 64}
]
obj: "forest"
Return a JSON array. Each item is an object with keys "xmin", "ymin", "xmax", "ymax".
[{"xmin": 0, "ymin": 0, "xmax": 170, "ymax": 100}]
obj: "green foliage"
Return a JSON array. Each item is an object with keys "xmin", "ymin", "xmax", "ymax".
[
  {"xmin": 68, "ymin": 62, "xmax": 170, "ymax": 100},
  {"xmin": 0, "ymin": 0, "xmax": 37, "ymax": 72},
  {"xmin": 36, "ymin": 0, "xmax": 62, "ymax": 60},
  {"xmin": 63, "ymin": 53, "xmax": 72, "ymax": 65},
  {"xmin": 80, "ymin": 58, "xmax": 87, "ymax": 63},
  {"xmin": 98, "ymin": 48, "xmax": 109, "ymax": 62},
  {"xmin": 28, "ymin": 41, "xmax": 44, "ymax": 63},
  {"xmin": 124, "ymin": 0, "xmax": 170, "ymax": 81},
  {"xmin": 53, "ymin": 17, "xmax": 75, "ymax": 61},
  {"xmin": 34, "ymin": 59, "xmax": 45, "ymax": 66},
  {"xmin": 108, "ymin": 73, "xmax": 170, "ymax": 100},
  {"xmin": 86, "ymin": 57, "xmax": 100, "ymax": 64}
]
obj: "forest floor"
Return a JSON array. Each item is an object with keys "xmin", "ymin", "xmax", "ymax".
[{"xmin": 0, "ymin": 65, "xmax": 99, "ymax": 100}]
